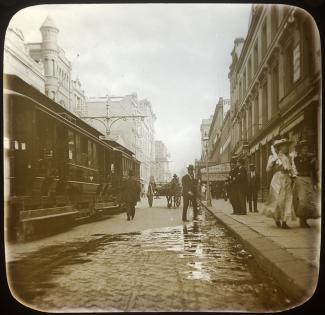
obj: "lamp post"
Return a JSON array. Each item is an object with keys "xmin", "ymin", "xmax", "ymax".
[{"xmin": 203, "ymin": 134, "xmax": 212, "ymax": 207}]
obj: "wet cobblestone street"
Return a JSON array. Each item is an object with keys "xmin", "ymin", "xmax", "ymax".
[{"xmin": 7, "ymin": 207, "xmax": 290, "ymax": 312}]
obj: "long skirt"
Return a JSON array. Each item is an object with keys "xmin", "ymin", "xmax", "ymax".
[
  {"xmin": 292, "ymin": 176, "xmax": 321, "ymax": 219},
  {"xmin": 262, "ymin": 171, "xmax": 295, "ymax": 222}
]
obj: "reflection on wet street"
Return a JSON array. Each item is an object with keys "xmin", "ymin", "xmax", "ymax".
[{"xmin": 7, "ymin": 209, "xmax": 291, "ymax": 312}]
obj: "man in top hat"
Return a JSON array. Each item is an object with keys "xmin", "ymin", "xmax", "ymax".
[
  {"xmin": 236, "ymin": 157, "xmax": 248, "ymax": 215},
  {"xmin": 181, "ymin": 164, "xmax": 198, "ymax": 222},
  {"xmin": 247, "ymin": 163, "xmax": 259, "ymax": 212},
  {"xmin": 121, "ymin": 169, "xmax": 141, "ymax": 221},
  {"xmin": 228, "ymin": 155, "xmax": 239, "ymax": 214}
]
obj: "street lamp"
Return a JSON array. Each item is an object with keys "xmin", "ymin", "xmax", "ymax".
[{"xmin": 203, "ymin": 134, "xmax": 212, "ymax": 207}]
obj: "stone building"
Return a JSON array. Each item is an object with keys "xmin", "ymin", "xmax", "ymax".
[
  {"xmin": 228, "ymin": 4, "xmax": 321, "ymax": 200},
  {"xmin": 4, "ymin": 27, "xmax": 45, "ymax": 92},
  {"xmin": 86, "ymin": 94, "xmax": 156, "ymax": 190},
  {"xmin": 153, "ymin": 140, "xmax": 171, "ymax": 182},
  {"xmin": 4, "ymin": 16, "xmax": 87, "ymax": 116},
  {"xmin": 199, "ymin": 116, "xmax": 213, "ymax": 161},
  {"xmin": 207, "ymin": 97, "xmax": 230, "ymax": 163},
  {"xmin": 218, "ymin": 111, "xmax": 232, "ymax": 164}
]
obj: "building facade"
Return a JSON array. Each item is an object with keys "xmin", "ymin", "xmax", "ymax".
[
  {"xmin": 86, "ymin": 94, "xmax": 156, "ymax": 190},
  {"xmin": 153, "ymin": 140, "xmax": 171, "ymax": 182},
  {"xmin": 207, "ymin": 97, "xmax": 230, "ymax": 164},
  {"xmin": 199, "ymin": 116, "xmax": 213, "ymax": 161},
  {"xmin": 4, "ymin": 27, "xmax": 45, "ymax": 92},
  {"xmin": 5, "ymin": 16, "xmax": 87, "ymax": 116},
  {"xmin": 228, "ymin": 4, "xmax": 321, "ymax": 200}
]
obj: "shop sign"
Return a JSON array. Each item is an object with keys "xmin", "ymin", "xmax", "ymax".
[
  {"xmin": 200, "ymin": 162, "xmax": 230, "ymax": 174},
  {"xmin": 201, "ymin": 173, "xmax": 228, "ymax": 181}
]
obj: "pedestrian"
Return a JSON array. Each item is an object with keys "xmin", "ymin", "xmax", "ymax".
[
  {"xmin": 147, "ymin": 176, "xmax": 156, "ymax": 208},
  {"xmin": 292, "ymin": 139, "xmax": 320, "ymax": 228},
  {"xmin": 121, "ymin": 169, "xmax": 141, "ymax": 221},
  {"xmin": 228, "ymin": 155, "xmax": 239, "ymax": 214},
  {"xmin": 247, "ymin": 163, "xmax": 259, "ymax": 212},
  {"xmin": 236, "ymin": 158, "xmax": 248, "ymax": 215},
  {"xmin": 261, "ymin": 138, "xmax": 295, "ymax": 229},
  {"xmin": 181, "ymin": 164, "xmax": 198, "ymax": 222},
  {"xmin": 201, "ymin": 184, "xmax": 207, "ymax": 200}
]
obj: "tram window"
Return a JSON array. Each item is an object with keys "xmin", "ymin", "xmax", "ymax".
[
  {"xmin": 80, "ymin": 137, "xmax": 88, "ymax": 166},
  {"xmin": 88, "ymin": 141, "xmax": 93, "ymax": 167},
  {"xmin": 14, "ymin": 140, "xmax": 19, "ymax": 150},
  {"xmin": 68, "ymin": 130, "xmax": 75, "ymax": 161},
  {"xmin": 21, "ymin": 142, "xmax": 26, "ymax": 150},
  {"xmin": 75, "ymin": 134, "xmax": 81, "ymax": 163},
  {"xmin": 3, "ymin": 137, "xmax": 10, "ymax": 150},
  {"xmin": 92, "ymin": 143, "xmax": 97, "ymax": 167}
]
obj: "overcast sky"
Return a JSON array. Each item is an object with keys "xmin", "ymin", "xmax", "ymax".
[{"xmin": 8, "ymin": 4, "xmax": 251, "ymax": 173}]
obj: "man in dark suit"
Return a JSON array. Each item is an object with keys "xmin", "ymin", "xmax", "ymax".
[
  {"xmin": 121, "ymin": 170, "xmax": 141, "ymax": 221},
  {"xmin": 228, "ymin": 155, "xmax": 239, "ymax": 214},
  {"xmin": 181, "ymin": 164, "xmax": 198, "ymax": 222},
  {"xmin": 236, "ymin": 158, "xmax": 248, "ymax": 215},
  {"xmin": 247, "ymin": 163, "xmax": 259, "ymax": 212}
]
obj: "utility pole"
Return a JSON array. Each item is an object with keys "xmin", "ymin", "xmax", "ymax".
[
  {"xmin": 81, "ymin": 95, "xmax": 148, "ymax": 140},
  {"xmin": 204, "ymin": 134, "xmax": 212, "ymax": 207}
]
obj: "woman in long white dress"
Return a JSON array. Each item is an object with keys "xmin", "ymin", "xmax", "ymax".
[{"xmin": 262, "ymin": 139, "xmax": 295, "ymax": 229}]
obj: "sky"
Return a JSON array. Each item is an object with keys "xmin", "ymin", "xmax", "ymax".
[{"xmin": 8, "ymin": 4, "xmax": 251, "ymax": 173}]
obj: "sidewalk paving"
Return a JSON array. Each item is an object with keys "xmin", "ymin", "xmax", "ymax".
[{"xmin": 203, "ymin": 198, "xmax": 321, "ymax": 304}]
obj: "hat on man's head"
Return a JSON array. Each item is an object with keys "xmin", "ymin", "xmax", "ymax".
[
  {"xmin": 249, "ymin": 163, "xmax": 256, "ymax": 168},
  {"xmin": 173, "ymin": 174, "xmax": 177, "ymax": 178},
  {"xmin": 273, "ymin": 138, "xmax": 293, "ymax": 148},
  {"xmin": 187, "ymin": 164, "xmax": 194, "ymax": 170}
]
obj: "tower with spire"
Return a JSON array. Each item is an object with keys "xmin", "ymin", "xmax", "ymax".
[{"xmin": 40, "ymin": 16, "xmax": 60, "ymax": 101}]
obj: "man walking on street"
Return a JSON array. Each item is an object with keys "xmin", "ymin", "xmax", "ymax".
[
  {"xmin": 121, "ymin": 170, "xmax": 141, "ymax": 221},
  {"xmin": 236, "ymin": 158, "xmax": 248, "ymax": 215},
  {"xmin": 247, "ymin": 163, "xmax": 259, "ymax": 212},
  {"xmin": 181, "ymin": 164, "xmax": 198, "ymax": 222},
  {"xmin": 228, "ymin": 155, "xmax": 239, "ymax": 214}
]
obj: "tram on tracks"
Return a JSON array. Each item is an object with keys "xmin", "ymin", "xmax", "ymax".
[{"xmin": 3, "ymin": 74, "xmax": 140, "ymax": 241}]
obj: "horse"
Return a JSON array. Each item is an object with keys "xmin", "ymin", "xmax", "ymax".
[{"xmin": 154, "ymin": 182, "xmax": 174, "ymax": 208}]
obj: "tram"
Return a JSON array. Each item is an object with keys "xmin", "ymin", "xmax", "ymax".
[{"xmin": 3, "ymin": 74, "xmax": 140, "ymax": 241}]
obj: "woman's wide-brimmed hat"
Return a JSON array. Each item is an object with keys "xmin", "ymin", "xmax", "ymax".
[{"xmin": 273, "ymin": 138, "xmax": 293, "ymax": 147}]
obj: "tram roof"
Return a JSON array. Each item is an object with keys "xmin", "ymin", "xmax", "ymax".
[{"xmin": 3, "ymin": 74, "xmax": 137, "ymax": 159}]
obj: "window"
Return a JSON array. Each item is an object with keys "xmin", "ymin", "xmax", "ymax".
[
  {"xmin": 88, "ymin": 141, "xmax": 93, "ymax": 167},
  {"xmin": 253, "ymin": 96, "xmax": 259, "ymax": 135},
  {"xmin": 284, "ymin": 43, "xmax": 294, "ymax": 93},
  {"xmin": 293, "ymin": 43, "xmax": 301, "ymax": 83},
  {"xmin": 247, "ymin": 57, "xmax": 252, "ymax": 84},
  {"xmin": 271, "ymin": 5, "xmax": 278, "ymax": 39},
  {"xmin": 261, "ymin": 81, "xmax": 268, "ymax": 125},
  {"xmin": 248, "ymin": 104, "xmax": 252, "ymax": 139},
  {"xmin": 68, "ymin": 130, "xmax": 75, "ymax": 161},
  {"xmin": 254, "ymin": 41, "xmax": 258, "ymax": 73},
  {"xmin": 261, "ymin": 22, "xmax": 267, "ymax": 58},
  {"xmin": 271, "ymin": 64, "xmax": 279, "ymax": 116},
  {"xmin": 243, "ymin": 71, "xmax": 247, "ymax": 94}
]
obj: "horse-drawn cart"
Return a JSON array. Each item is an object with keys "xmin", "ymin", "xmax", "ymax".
[{"xmin": 147, "ymin": 181, "xmax": 181, "ymax": 208}]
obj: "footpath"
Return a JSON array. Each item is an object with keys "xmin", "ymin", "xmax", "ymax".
[{"xmin": 202, "ymin": 198, "xmax": 321, "ymax": 305}]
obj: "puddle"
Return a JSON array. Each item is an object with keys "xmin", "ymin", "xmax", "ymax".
[{"xmin": 6, "ymin": 208, "xmax": 294, "ymax": 312}]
